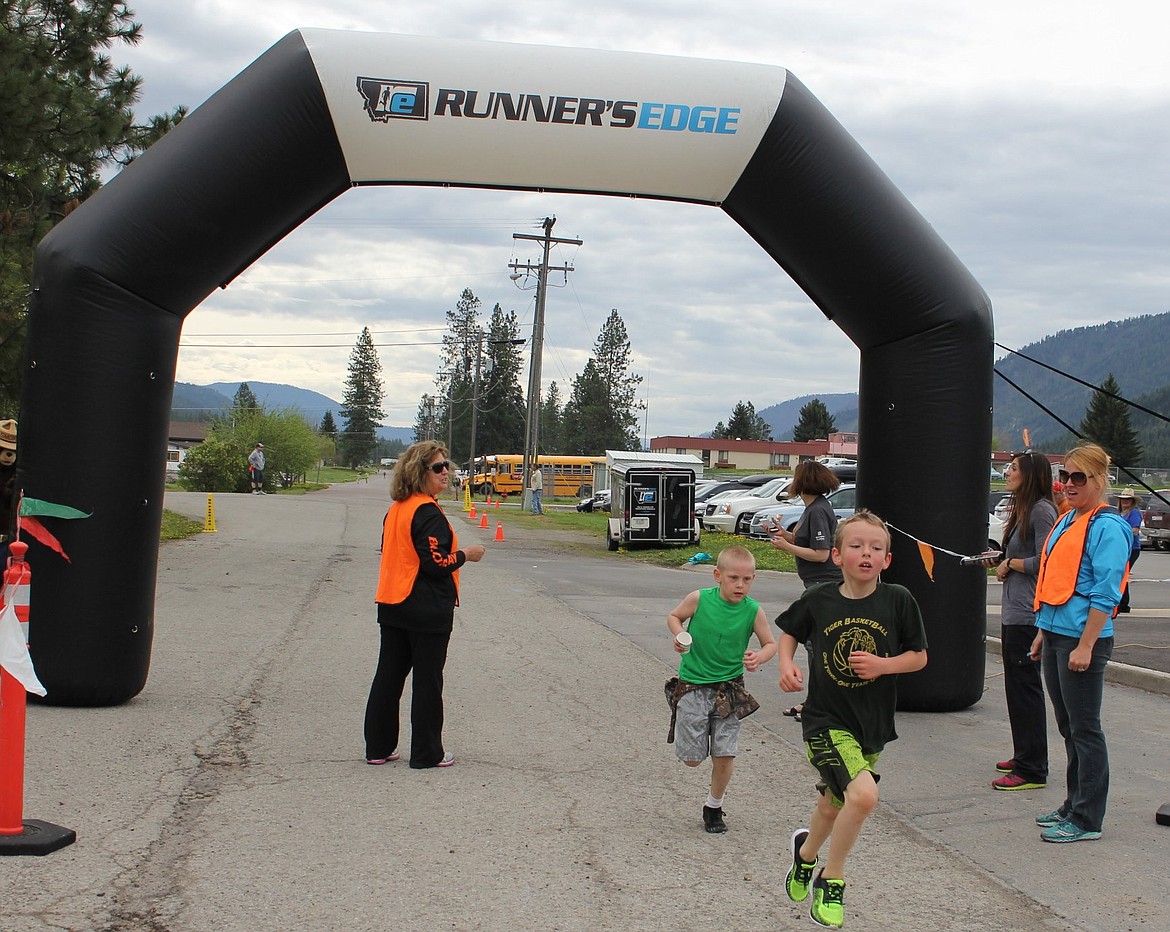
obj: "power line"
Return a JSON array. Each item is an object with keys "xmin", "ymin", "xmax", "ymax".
[
  {"xmin": 184, "ymin": 327, "xmax": 448, "ymax": 337},
  {"xmin": 179, "ymin": 339, "xmax": 458, "ymax": 349}
]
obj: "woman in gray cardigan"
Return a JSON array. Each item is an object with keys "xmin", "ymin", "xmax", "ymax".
[{"xmin": 989, "ymin": 451, "xmax": 1058, "ymax": 791}]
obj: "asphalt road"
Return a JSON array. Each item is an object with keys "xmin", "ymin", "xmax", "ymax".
[{"xmin": 6, "ymin": 484, "xmax": 1166, "ymax": 932}]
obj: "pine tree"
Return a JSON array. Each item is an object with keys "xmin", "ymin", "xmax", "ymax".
[
  {"xmin": 473, "ymin": 303, "xmax": 526, "ymax": 455},
  {"xmin": 317, "ymin": 410, "xmax": 337, "ymax": 466},
  {"xmin": 792, "ymin": 399, "xmax": 837, "ymax": 443},
  {"xmin": 1078, "ymin": 373, "xmax": 1143, "ymax": 467},
  {"xmin": 413, "ymin": 394, "xmax": 441, "ymax": 443},
  {"xmin": 338, "ymin": 327, "xmax": 385, "ymax": 467},
  {"xmin": 436, "ymin": 288, "xmax": 481, "ymax": 460},
  {"xmin": 232, "ymin": 383, "xmax": 259, "ymax": 415},
  {"xmin": 562, "ymin": 309, "xmax": 642, "ymax": 453},
  {"xmin": 1, "ymin": 2, "xmax": 186, "ymax": 414},
  {"xmin": 318, "ymin": 410, "xmax": 336, "ymax": 437},
  {"xmin": 539, "ymin": 381, "xmax": 565, "ymax": 453},
  {"xmin": 713, "ymin": 401, "xmax": 771, "ymax": 440}
]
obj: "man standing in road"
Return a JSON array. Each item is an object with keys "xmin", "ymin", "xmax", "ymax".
[
  {"xmin": 248, "ymin": 442, "xmax": 266, "ymax": 495},
  {"xmin": 529, "ymin": 465, "xmax": 544, "ymax": 514}
]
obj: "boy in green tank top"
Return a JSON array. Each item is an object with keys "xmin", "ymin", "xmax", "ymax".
[{"xmin": 666, "ymin": 546, "xmax": 777, "ymax": 834}]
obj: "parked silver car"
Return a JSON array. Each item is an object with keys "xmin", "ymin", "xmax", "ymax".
[
  {"xmin": 702, "ymin": 476, "xmax": 794, "ymax": 533},
  {"xmin": 745, "ymin": 485, "xmax": 858, "ymax": 539}
]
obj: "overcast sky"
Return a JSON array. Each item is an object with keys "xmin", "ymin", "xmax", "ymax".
[{"xmin": 113, "ymin": 1, "xmax": 1170, "ymax": 437}]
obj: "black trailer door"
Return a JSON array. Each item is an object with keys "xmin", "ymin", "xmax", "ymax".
[
  {"xmin": 624, "ymin": 471, "xmax": 661, "ymax": 544},
  {"xmin": 661, "ymin": 472, "xmax": 694, "ymax": 543}
]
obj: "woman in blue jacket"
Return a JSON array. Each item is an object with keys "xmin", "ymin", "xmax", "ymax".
[{"xmin": 1030, "ymin": 443, "xmax": 1130, "ymax": 843}]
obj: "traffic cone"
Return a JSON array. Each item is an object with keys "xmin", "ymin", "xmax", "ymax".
[
  {"xmin": 479, "ymin": 512, "xmax": 488, "ymax": 529},
  {"xmin": 203, "ymin": 493, "xmax": 217, "ymax": 533},
  {"xmin": 485, "ymin": 495, "xmax": 492, "ymax": 506},
  {"xmin": 495, "ymin": 522, "xmax": 505, "ymax": 542},
  {"xmin": 0, "ymin": 541, "xmax": 76, "ymax": 855},
  {"xmin": 494, "ymin": 498, "xmax": 500, "ymax": 509},
  {"xmin": 469, "ymin": 504, "xmax": 477, "ymax": 519}
]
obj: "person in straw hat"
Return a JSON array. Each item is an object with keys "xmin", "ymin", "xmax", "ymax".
[
  {"xmin": 1116, "ymin": 488, "xmax": 1142, "ymax": 613},
  {"xmin": 0, "ymin": 418, "xmax": 17, "ymax": 552}
]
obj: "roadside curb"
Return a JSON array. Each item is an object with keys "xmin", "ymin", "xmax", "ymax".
[{"xmin": 986, "ymin": 635, "xmax": 1170, "ymax": 697}]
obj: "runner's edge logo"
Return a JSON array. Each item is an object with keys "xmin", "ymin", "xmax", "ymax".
[
  {"xmin": 357, "ymin": 77, "xmax": 429, "ymax": 121},
  {"xmin": 356, "ymin": 77, "xmax": 740, "ymax": 134}
]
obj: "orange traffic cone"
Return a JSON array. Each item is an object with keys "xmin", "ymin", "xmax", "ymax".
[
  {"xmin": 469, "ymin": 504, "xmax": 477, "ymax": 519},
  {"xmin": 479, "ymin": 512, "xmax": 488, "ymax": 529},
  {"xmin": 485, "ymin": 495, "xmax": 492, "ymax": 506},
  {"xmin": 495, "ymin": 522, "xmax": 505, "ymax": 542},
  {"xmin": 494, "ymin": 498, "xmax": 500, "ymax": 508},
  {"xmin": 0, "ymin": 541, "xmax": 76, "ymax": 855}
]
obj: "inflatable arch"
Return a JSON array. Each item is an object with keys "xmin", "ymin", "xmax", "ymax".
[{"xmin": 19, "ymin": 30, "xmax": 992, "ymax": 708}]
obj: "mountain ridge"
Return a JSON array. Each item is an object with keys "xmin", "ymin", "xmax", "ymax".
[
  {"xmin": 170, "ymin": 381, "xmax": 415, "ymax": 443},
  {"xmin": 172, "ymin": 311, "xmax": 1170, "ymax": 459}
]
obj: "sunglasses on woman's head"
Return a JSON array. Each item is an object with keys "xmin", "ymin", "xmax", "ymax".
[
  {"xmin": 1057, "ymin": 469, "xmax": 1094, "ymax": 487},
  {"xmin": 428, "ymin": 461, "xmax": 452, "ymax": 474}
]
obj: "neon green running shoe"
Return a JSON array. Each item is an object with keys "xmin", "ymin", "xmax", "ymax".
[
  {"xmin": 810, "ymin": 872, "xmax": 846, "ymax": 929},
  {"xmin": 785, "ymin": 828, "xmax": 818, "ymax": 902}
]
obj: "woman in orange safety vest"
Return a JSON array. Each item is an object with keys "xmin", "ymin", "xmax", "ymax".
[
  {"xmin": 1029, "ymin": 442, "xmax": 1130, "ymax": 843},
  {"xmin": 363, "ymin": 441, "xmax": 485, "ymax": 769}
]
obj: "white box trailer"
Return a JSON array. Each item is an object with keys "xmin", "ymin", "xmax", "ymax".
[
  {"xmin": 594, "ymin": 450, "xmax": 705, "ymax": 493},
  {"xmin": 605, "ymin": 461, "xmax": 701, "ymax": 552}
]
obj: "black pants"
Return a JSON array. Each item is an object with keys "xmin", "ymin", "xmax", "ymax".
[
  {"xmin": 1002, "ymin": 623, "xmax": 1048, "ymax": 782},
  {"xmin": 364, "ymin": 623, "xmax": 452, "ymax": 768},
  {"xmin": 1119, "ymin": 549, "xmax": 1140, "ymax": 611}
]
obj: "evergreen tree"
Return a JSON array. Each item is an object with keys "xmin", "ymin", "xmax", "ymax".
[
  {"xmin": 562, "ymin": 309, "xmax": 642, "ymax": 453},
  {"xmin": 792, "ymin": 399, "xmax": 837, "ymax": 443},
  {"xmin": 1, "ymin": 2, "xmax": 186, "ymax": 413},
  {"xmin": 317, "ymin": 410, "xmax": 337, "ymax": 465},
  {"xmin": 413, "ymin": 393, "xmax": 441, "ymax": 443},
  {"xmin": 539, "ymin": 381, "xmax": 565, "ymax": 453},
  {"xmin": 473, "ymin": 303, "xmax": 526, "ymax": 455},
  {"xmin": 318, "ymin": 410, "xmax": 336, "ymax": 437},
  {"xmin": 713, "ymin": 401, "xmax": 771, "ymax": 440},
  {"xmin": 1078, "ymin": 373, "xmax": 1143, "ymax": 467},
  {"xmin": 232, "ymin": 383, "xmax": 259, "ymax": 415},
  {"xmin": 436, "ymin": 288, "xmax": 481, "ymax": 460},
  {"xmin": 338, "ymin": 327, "xmax": 385, "ymax": 467}
]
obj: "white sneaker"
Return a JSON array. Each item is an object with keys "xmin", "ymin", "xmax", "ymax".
[{"xmin": 437, "ymin": 752, "xmax": 456, "ymax": 767}]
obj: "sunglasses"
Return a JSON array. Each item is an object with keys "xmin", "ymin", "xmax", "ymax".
[
  {"xmin": 1057, "ymin": 469, "xmax": 1096, "ymax": 487},
  {"xmin": 427, "ymin": 460, "xmax": 452, "ymax": 474}
]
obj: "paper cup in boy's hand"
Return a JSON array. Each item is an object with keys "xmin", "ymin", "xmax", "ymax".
[{"xmin": 675, "ymin": 631, "xmax": 692, "ymax": 653}]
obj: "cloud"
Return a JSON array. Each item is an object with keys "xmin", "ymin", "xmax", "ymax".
[{"xmin": 102, "ymin": 1, "xmax": 1170, "ymax": 435}]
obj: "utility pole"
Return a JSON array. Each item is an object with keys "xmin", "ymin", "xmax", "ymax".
[
  {"xmin": 467, "ymin": 330, "xmax": 483, "ymax": 484},
  {"xmin": 510, "ymin": 217, "xmax": 582, "ymax": 510}
]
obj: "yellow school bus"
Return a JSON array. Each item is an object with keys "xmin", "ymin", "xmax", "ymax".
[{"xmin": 472, "ymin": 454, "xmax": 604, "ymax": 498}]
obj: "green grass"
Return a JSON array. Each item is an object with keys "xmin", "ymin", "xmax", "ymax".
[
  {"xmin": 161, "ymin": 509, "xmax": 204, "ymax": 541},
  {"xmin": 453, "ymin": 498, "xmax": 800, "ymax": 572},
  {"xmin": 625, "ymin": 529, "xmax": 799, "ymax": 572}
]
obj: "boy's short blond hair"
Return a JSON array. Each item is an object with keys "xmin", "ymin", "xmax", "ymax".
[
  {"xmin": 833, "ymin": 510, "xmax": 890, "ymax": 550},
  {"xmin": 716, "ymin": 545, "xmax": 756, "ymax": 571}
]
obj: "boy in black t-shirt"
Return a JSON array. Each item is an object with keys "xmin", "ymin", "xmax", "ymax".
[{"xmin": 775, "ymin": 511, "xmax": 928, "ymax": 929}]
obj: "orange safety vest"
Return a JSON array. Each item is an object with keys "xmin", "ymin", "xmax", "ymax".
[
  {"xmin": 1033, "ymin": 504, "xmax": 1129, "ymax": 615},
  {"xmin": 375, "ymin": 493, "xmax": 460, "ymax": 605}
]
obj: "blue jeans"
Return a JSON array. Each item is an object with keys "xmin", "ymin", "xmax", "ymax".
[
  {"xmin": 1041, "ymin": 631, "xmax": 1112, "ymax": 832},
  {"xmin": 530, "ymin": 488, "xmax": 543, "ymax": 514}
]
